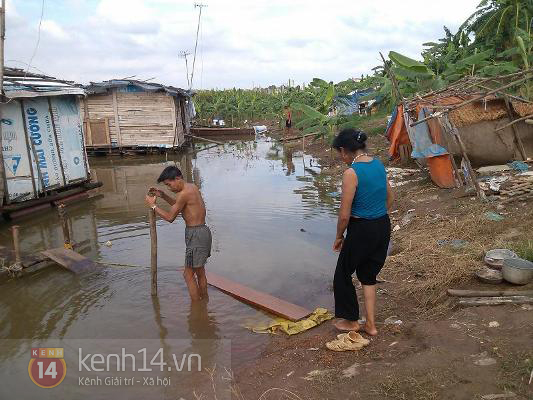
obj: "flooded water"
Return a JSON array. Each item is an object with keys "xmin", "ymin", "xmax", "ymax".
[{"xmin": 0, "ymin": 136, "xmax": 343, "ymax": 399}]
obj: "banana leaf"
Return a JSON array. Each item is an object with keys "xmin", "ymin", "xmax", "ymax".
[
  {"xmin": 460, "ymin": 49, "xmax": 493, "ymax": 65},
  {"xmin": 479, "ymin": 63, "xmax": 519, "ymax": 75},
  {"xmin": 389, "ymin": 51, "xmax": 431, "ymax": 73},
  {"xmin": 323, "ymin": 84, "xmax": 335, "ymax": 109},
  {"xmin": 292, "ymin": 103, "xmax": 326, "ymax": 120},
  {"xmin": 392, "ymin": 66, "xmax": 434, "ymax": 80}
]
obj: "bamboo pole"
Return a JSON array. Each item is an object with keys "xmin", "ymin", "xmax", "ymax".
[
  {"xmin": 149, "ymin": 208, "xmax": 158, "ymax": 296},
  {"xmin": 472, "ymin": 82, "xmax": 533, "ymax": 104},
  {"xmin": 495, "ymin": 111, "xmax": 533, "ymax": 132},
  {"xmin": 57, "ymin": 204, "xmax": 72, "ymax": 249},
  {"xmin": 11, "ymin": 225, "xmax": 21, "ymax": 265},
  {"xmin": 380, "ymin": 52, "xmax": 402, "ymax": 101},
  {"xmin": 503, "ymin": 97, "xmax": 528, "ymax": 160},
  {"xmin": 441, "ymin": 116, "xmax": 486, "ymax": 200},
  {"xmin": 410, "ymin": 76, "xmax": 529, "ymax": 127},
  {"xmin": 406, "ymin": 69, "xmax": 533, "ymax": 111}
]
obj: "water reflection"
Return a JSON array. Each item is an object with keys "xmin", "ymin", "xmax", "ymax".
[{"xmin": 0, "ymin": 136, "xmax": 345, "ymax": 392}]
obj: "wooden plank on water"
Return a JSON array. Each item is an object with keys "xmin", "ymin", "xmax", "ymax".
[
  {"xmin": 41, "ymin": 248, "xmax": 97, "ymax": 274},
  {"xmin": 206, "ymin": 271, "xmax": 312, "ymax": 321}
]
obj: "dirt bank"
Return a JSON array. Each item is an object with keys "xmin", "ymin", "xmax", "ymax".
[{"xmin": 224, "ymin": 123, "xmax": 533, "ymax": 400}]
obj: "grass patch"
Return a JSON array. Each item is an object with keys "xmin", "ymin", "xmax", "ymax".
[
  {"xmin": 511, "ymin": 240, "xmax": 533, "ymax": 262},
  {"xmin": 498, "ymin": 350, "xmax": 533, "ymax": 396},
  {"xmin": 373, "ymin": 368, "xmax": 460, "ymax": 400},
  {"xmin": 383, "ymin": 201, "xmax": 533, "ymax": 317}
]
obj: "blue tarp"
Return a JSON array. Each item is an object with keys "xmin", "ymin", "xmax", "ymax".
[
  {"xmin": 409, "ymin": 108, "xmax": 448, "ymax": 159},
  {"xmin": 335, "ymin": 89, "xmax": 375, "ymax": 115}
]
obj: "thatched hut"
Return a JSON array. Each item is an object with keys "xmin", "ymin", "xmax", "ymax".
[{"xmin": 386, "ymin": 73, "xmax": 533, "ymax": 189}]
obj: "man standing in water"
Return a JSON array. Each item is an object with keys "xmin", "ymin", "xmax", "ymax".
[{"xmin": 145, "ymin": 166, "xmax": 212, "ymax": 301}]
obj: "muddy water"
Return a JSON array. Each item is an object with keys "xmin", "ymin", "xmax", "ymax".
[{"xmin": 0, "ymin": 136, "xmax": 342, "ymax": 398}]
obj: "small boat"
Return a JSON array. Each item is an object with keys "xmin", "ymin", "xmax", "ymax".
[{"xmin": 190, "ymin": 127, "xmax": 255, "ymax": 136}]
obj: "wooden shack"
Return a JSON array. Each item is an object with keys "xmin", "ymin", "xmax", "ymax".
[
  {"xmin": 82, "ymin": 80, "xmax": 192, "ymax": 155},
  {"xmin": 0, "ymin": 68, "xmax": 100, "ymax": 219}
]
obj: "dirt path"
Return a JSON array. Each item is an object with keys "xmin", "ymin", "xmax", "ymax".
[
  {"xmin": 228, "ymin": 126, "xmax": 533, "ymax": 399},
  {"xmin": 235, "ymin": 304, "xmax": 532, "ymax": 399}
]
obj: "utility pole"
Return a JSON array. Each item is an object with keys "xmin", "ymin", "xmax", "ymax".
[
  {"xmin": 0, "ymin": 0, "xmax": 6, "ymax": 206},
  {"xmin": 190, "ymin": 2, "xmax": 207, "ymax": 89},
  {"xmin": 179, "ymin": 50, "xmax": 191, "ymax": 88}
]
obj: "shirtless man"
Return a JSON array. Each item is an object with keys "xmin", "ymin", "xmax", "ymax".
[{"xmin": 145, "ymin": 166, "xmax": 212, "ymax": 301}]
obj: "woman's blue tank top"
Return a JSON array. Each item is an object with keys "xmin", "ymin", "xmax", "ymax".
[{"xmin": 351, "ymin": 158, "xmax": 388, "ymax": 219}]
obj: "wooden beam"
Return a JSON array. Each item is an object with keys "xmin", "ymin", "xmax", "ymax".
[
  {"xmin": 57, "ymin": 204, "xmax": 72, "ymax": 249},
  {"xmin": 41, "ymin": 247, "xmax": 97, "ymax": 274},
  {"xmin": 206, "ymin": 271, "xmax": 312, "ymax": 321},
  {"xmin": 448, "ymin": 289, "xmax": 533, "ymax": 297},
  {"xmin": 170, "ymin": 96, "xmax": 178, "ymax": 147},
  {"xmin": 112, "ymin": 89, "xmax": 122, "ymax": 147},
  {"xmin": 83, "ymin": 97, "xmax": 93, "ymax": 145},
  {"xmin": 458, "ymin": 296, "xmax": 533, "ymax": 306},
  {"xmin": 0, "ymin": 181, "xmax": 102, "ymax": 213},
  {"xmin": 11, "ymin": 225, "xmax": 21, "ymax": 265},
  {"xmin": 149, "ymin": 208, "xmax": 158, "ymax": 296},
  {"xmin": 503, "ymin": 97, "xmax": 528, "ymax": 160}
]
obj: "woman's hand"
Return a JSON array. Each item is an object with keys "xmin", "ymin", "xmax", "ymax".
[{"xmin": 333, "ymin": 237, "xmax": 344, "ymax": 252}]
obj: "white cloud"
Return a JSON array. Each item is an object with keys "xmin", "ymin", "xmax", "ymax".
[
  {"xmin": 6, "ymin": 0, "xmax": 481, "ymax": 88},
  {"xmin": 41, "ymin": 19, "xmax": 69, "ymax": 40}
]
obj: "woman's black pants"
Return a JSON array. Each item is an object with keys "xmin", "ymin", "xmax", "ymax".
[{"xmin": 334, "ymin": 214, "xmax": 391, "ymax": 321}]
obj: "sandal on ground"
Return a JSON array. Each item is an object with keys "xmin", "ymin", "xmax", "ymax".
[{"xmin": 325, "ymin": 331, "xmax": 370, "ymax": 351}]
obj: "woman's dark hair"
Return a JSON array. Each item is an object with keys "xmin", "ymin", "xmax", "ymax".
[
  {"xmin": 332, "ymin": 128, "xmax": 367, "ymax": 152},
  {"xmin": 157, "ymin": 166, "xmax": 183, "ymax": 183}
]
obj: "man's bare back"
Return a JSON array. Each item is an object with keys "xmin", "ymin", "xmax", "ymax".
[{"xmin": 175, "ymin": 183, "xmax": 206, "ymax": 227}]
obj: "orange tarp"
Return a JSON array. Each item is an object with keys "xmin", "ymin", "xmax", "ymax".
[
  {"xmin": 386, "ymin": 104, "xmax": 410, "ymax": 160},
  {"xmin": 386, "ymin": 104, "xmax": 455, "ymax": 189}
]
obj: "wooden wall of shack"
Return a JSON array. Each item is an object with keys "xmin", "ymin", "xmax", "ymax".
[{"xmin": 82, "ymin": 89, "xmax": 190, "ymax": 148}]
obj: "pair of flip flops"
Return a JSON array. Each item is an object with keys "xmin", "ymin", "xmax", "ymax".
[{"xmin": 325, "ymin": 331, "xmax": 370, "ymax": 352}]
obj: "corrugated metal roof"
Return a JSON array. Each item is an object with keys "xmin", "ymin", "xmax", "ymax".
[
  {"xmin": 85, "ymin": 79, "xmax": 192, "ymax": 98},
  {"xmin": 3, "ymin": 67, "xmax": 85, "ymax": 98}
]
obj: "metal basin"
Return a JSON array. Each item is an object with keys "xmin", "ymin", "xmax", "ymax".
[
  {"xmin": 502, "ymin": 258, "xmax": 533, "ymax": 285},
  {"xmin": 484, "ymin": 249, "xmax": 518, "ymax": 270}
]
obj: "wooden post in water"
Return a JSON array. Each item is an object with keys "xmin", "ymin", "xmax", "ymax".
[
  {"xmin": 11, "ymin": 225, "xmax": 21, "ymax": 265},
  {"xmin": 149, "ymin": 208, "xmax": 158, "ymax": 296},
  {"xmin": 57, "ymin": 204, "xmax": 72, "ymax": 249}
]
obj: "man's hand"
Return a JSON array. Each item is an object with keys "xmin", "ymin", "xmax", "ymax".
[
  {"xmin": 148, "ymin": 187, "xmax": 163, "ymax": 198},
  {"xmin": 145, "ymin": 195, "xmax": 156, "ymax": 207},
  {"xmin": 333, "ymin": 237, "xmax": 344, "ymax": 252}
]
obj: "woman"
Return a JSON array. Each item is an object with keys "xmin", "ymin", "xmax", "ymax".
[{"xmin": 331, "ymin": 128, "xmax": 393, "ymax": 335}]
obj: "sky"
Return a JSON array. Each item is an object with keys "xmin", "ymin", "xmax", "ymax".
[{"xmin": 6, "ymin": 0, "xmax": 481, "ymax": 89}]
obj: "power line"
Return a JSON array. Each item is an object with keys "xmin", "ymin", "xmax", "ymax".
[
  {"xmin": 23, "ymin": 0, "xmax": 45, "ymax": 82},
  {"xmin": 190, "ymin": 2, "xmax": 206, "ymax": 90}
]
